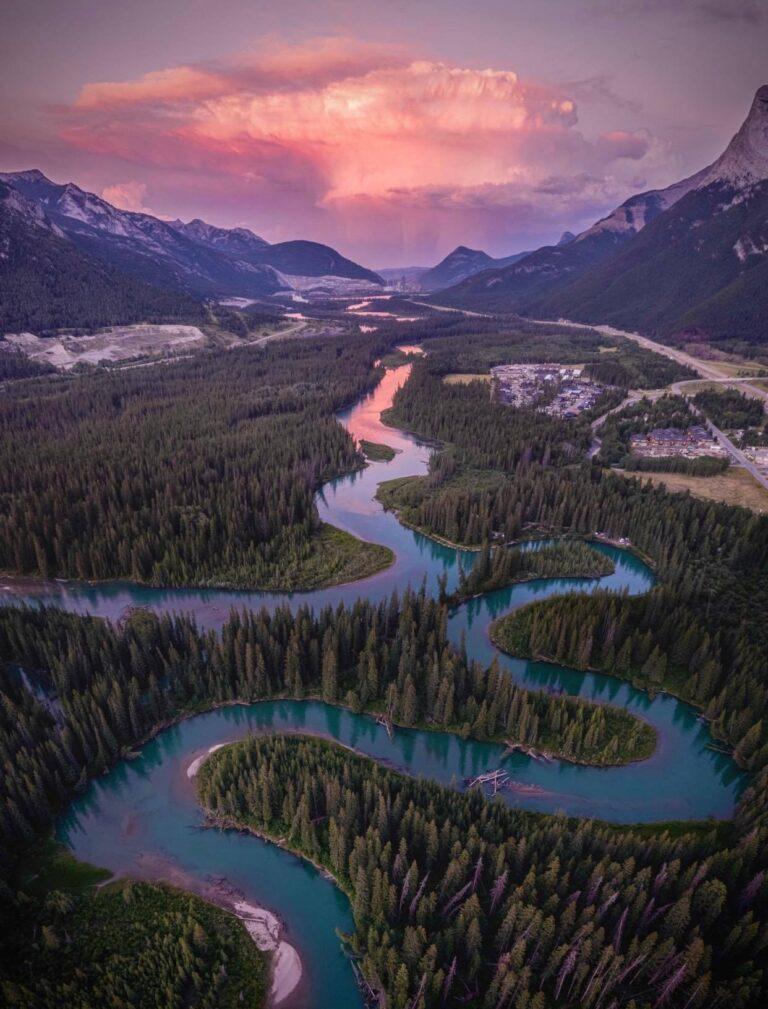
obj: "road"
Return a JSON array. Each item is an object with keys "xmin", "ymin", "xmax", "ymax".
[
  {"xmin": 410, "ymin": 300, "xmax": 492, "ymax": 318},
  {"xmin": 703, "ymin": 417, "xmax": 768, "ymax": 489},
  {"xmin": 671, "ymin": 375, "xmax": 768, "ymax": 407},
  {"xmin": 534, "ymin": 316, "xmax": 768, "ymax": 491}
]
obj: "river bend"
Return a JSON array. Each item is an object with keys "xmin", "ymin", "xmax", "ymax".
[{"xmin": 1, "ymin": 358, "xmax": 745, "ymax": 1009}]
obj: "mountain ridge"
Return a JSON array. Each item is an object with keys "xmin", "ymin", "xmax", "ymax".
[
  {"xmin": 437, "ymin": 84, "xmax": 768, "ymax": 344},
  {"xmin": 418, "ymin": 244, "xmax": 531, "ymax": 291},
  {"xmin": 0, "ymin": 170, "xmax": 384, "ymax": 308}
]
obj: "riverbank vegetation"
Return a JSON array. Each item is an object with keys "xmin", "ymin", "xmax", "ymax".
[
  {"xmin": 199, "ymin": 734, "xmax": 768, "ymax": 1009},
  {"xmin": 374, "ymin": 346, "xmax": 768, "ymax": 778},
  {"xmin": 448, "ymin": 539, "xmax": 615, "ymax": 604},
  {"xmin": 0, "ymin": 333, "xmax": 389, "ymax": 590},
  {"xmin": 360, "ymin": 439, "xmax": 397, "ymax": 461},
  {"xmin": 1, "ymin": 868, "xmax": 268, "ymax": 1009},
  {"xmin": 0, "ymin": 594, "xmax": 655, "ymax": 861},
  {"xmin": 0, "ymin": 591, "xmax": 657, "ymax": 1000}
]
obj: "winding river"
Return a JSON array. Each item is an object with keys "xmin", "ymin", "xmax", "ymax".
[{"xmin": 2, "ymin": 356, "xmax": 746, "ymax": 1009}]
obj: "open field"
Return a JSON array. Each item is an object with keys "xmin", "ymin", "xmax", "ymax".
[
  {"xmin": 4, "ymin": 324, "xmax": 209, "ymax": 370},
  {"xmin": 616, "ymin": 465, "xmax": 768, "ymax": 513},
  {"xmin": 443, "ymin": 372, "xmax": 492, "ymax": 385},
  {"xmin": 694, "ymin": 359, "xmax": 768, "ymax": 378}
]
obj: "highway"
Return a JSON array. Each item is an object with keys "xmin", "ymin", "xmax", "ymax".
[{"xmin": 534, "ymin": 317, "xmax": 768, "ymax": 491}]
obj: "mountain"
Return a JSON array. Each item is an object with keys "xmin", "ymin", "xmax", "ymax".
[
  {"xmin": 169, "ymin": 217, "xmax": 269, "ymax": 257},
  {"xmin": 0, "ymin": 180, "xmax": 203, "ymax": 334},
  {"xmin": 438, "ymin": 85, "xmax": 768, "ymax": 344},
  {"xmin": 534, "ymin": 86, "xmax": 768, "ymax": 342},
  {"xmin": 0, "ymin": 171, "xmax": 383, "ymax": 305},
  {"xmin": 436, "ymin": 164, "xmax": 711, "ymax": 310},
  {"xmin": 252, "ymin": 240, "xmax": 382, "ymax": 286},
  {"xmin": 418, "ymin": 245, "xmax": 531, "ymax": 292}
]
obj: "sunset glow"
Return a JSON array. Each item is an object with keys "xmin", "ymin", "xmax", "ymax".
[{"xmin": 2, "ymin": 1, "xmax": 767, "ymax": 264}]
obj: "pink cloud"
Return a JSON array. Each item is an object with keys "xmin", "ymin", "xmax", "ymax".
[
  {"xmin": 55, "ymin": 37, "xmax": 668, "ymax": 264},
  {"xmin": 77, "ymin": 67, "xmax": 230, "ymax": 109},
  {"xmin": 101, "ymin": 180, "xmax": 169, "ymax": 218}
]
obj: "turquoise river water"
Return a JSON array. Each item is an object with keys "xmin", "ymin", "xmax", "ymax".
[{"xmin": 1, "ymin": 357, "xmax": 746, "ymax": 1008}]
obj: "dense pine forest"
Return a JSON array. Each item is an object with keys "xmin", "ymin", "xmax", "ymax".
[
  {"xmin": 448, "ymin": 538, "xmax": 615, "ymax": 604},
  {"xmin": 0, "ymin": 593, "xmax": 654, "ymax": 1003},
  {"xmin": 376, "ymin": 343, "xmax": 768, "ymax": 778},
  {"xmin": 1, "ymin": 317, "xmax": 767, "ymax": 1008},
  {"xmin": 0, "ymin": 349, "xmax": 56, "ymax": 382},
  {"xmin": 0, "ymin": 333, "xmax": 392, "ymax": 589},
  {"xmin": 2, "ymin": 874, "xmax": 267, "ymax": 1009},
  {"xmin": 692, "ymin": 388, "xmax": 766, "ymax": 432},
  {"xmin": 0, "ymin": 593, "xmax": 652, "ymax": 862},
  {"xmin": 199, "ymin": 734, "xmax": 768, "ymax": 1009}
]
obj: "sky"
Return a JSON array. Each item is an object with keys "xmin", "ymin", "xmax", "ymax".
[{"xmin": 1, "ymin": 0, "xmax": 767, "ymax": 268}]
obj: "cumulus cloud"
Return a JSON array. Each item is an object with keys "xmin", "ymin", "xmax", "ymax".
[
  {"xmin": 101, "ymin": 180, "xmax": 168, "ymax": 217},
  {"xmin": 57, "ymin": 37, "xmax": 670, "ymax": 263}
]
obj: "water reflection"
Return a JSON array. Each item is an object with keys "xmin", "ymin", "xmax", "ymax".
[{"xmin": 0, "ymin": 357, "xmax": 746, "ymax": 1006}]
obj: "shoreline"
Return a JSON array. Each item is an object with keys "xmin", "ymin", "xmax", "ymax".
[
  {"xmin": 126, "ymin": 850, "xmax": 303, "ymax": 1008},
  {"xmin": 0, "ymin": 522, "xmax": 395, "ymax": 599}
]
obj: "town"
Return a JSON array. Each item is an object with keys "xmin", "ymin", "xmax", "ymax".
[
  {"xmin": 491, "ymin": 363, "xmax": 607, "ymax": 418},
  {"xmin": 629, "ymin": 425, "xmax": 728, "ymax": 461}
]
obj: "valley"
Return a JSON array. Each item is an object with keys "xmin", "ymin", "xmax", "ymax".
[
  {"xmin": 3, "ymin": 332, "xmax": 766, "ymax": 1009},
  {"xmin": 2, "ymin": 35, "xmax": 768, "ymax": 1009}
]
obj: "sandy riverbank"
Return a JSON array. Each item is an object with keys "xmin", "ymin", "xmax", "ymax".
[
  {"xmin": 182, "ymin": 746, "xmax": 304, "ymax": 1004},
  {"xmin": 186, "ymin": 743, "xmax": 227, "ymax": 778},
  {"xmin": 134, "ymin": 848, "xmax": 304, "ymax": 1008}
]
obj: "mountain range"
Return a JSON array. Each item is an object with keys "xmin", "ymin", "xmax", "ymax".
[
  {"xmin": 0, "ymin": 170, "xmax": 384, "ymax": 332},
  {"xmin": 2, "ymin": 85, "xmax": 766, "ymax": 344},
  {"xmin": 438, "ymin": 85, "xmax": 768, "ymax": 346}
]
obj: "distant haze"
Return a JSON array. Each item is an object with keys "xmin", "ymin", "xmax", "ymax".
[{"xmin": 1, "ymin": 0, "xmax": 767, "ymax": 266}]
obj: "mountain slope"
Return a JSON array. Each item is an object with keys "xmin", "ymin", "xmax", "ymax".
[
  {"xmin": 531, "ymin": 86, "xmax": 768, "ymax": 342},
  {"xmin": 437, "ymin": 168, "xmax": 708, "ymax": 310},
  {"xmin": 0, "ymin": 181, "xmax": 203, "ymax": 334},
  {"xmin": 535, "ymin": 179, "xmax": 768, "ymax": 341},
  {"xmin": 439, "ymin": 85, "xmax": 768, "ymax": 344},
  {"xmin": 0, "ymin": 170, "xmax": 383, "ymax": 298},
  {"xmin": 256, "ymin": 239, "xmax": 382, "ymax": 283},
  {"xmin": 419, "ymin": 245, "xmax": 530, "ymax": 292}
]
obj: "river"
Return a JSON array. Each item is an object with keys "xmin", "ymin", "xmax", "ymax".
[{"xmin": 2, "ymin": 355, "xmax": 746, "ymax": 1009}]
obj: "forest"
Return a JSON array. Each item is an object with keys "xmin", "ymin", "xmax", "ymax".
[
  {"xmin": 1, "ymin": 317, "xmax": 767, "ymax": 1008},
  {"xmin": 0, "ymin": 333, "xmax": 392, "ymax": 589},
  {"xmin": 375, "ymin": 346, "xmax": 768, "ymax": 779},
  {"xmin": 2, "ymin": 874, "xmax": 267, "ymax": 1009},
  {"xmin": 199, "ymin": 733, "xmax": 768, "ymax": 1009},
  {"xmin": 377, "ymin": 312, "xmax": 695, "ymax": 389},
  {"xmin": 692, "ymin": 388, "xmax": 766, "ymax": 433},
  {"xmin": 448, "ymin": 539, "xmax": 615, "ymax": 604},
  {"xmin": 0, "ymin": 590, "xmax": 656, "ymax": 1004}
]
